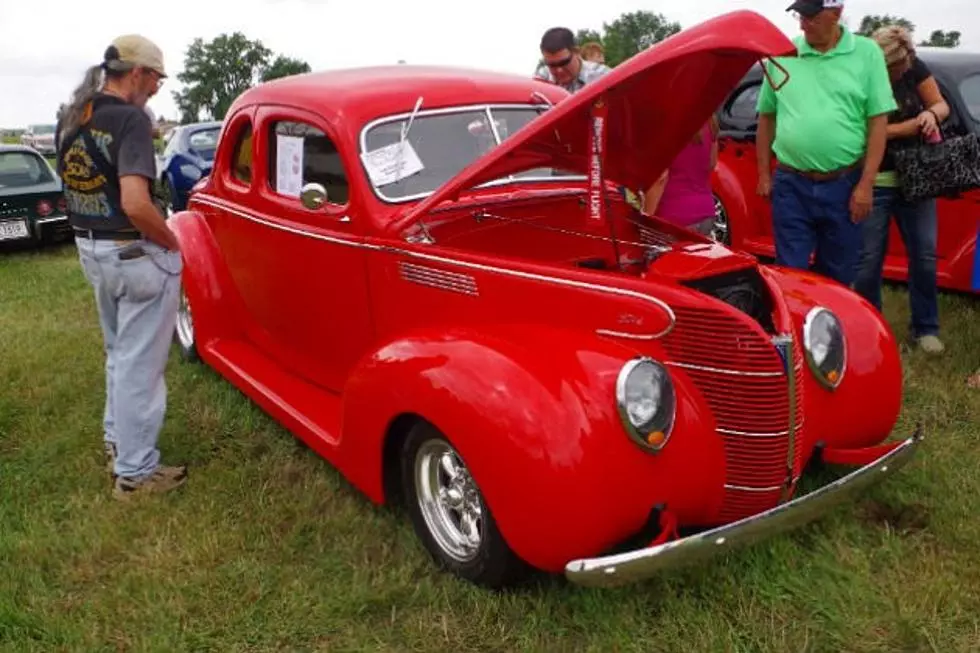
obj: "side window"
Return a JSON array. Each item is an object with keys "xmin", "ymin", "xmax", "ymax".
[
  {"xmin": 959, "ymin": 74, "xmax": 980, "ymax": 123},
  {"xmin": 727, "ymin": 83, "xmax": 761, "ymax": 124},
  {"xmin": 231, "ymin": 123, "xmax": 254, "ymax": 185},
  {"xmin": 267, "ymin": 120, "xmax": 349, "ymax": 206}
]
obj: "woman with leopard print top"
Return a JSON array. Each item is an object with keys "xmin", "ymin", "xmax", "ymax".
[{"xmin": 853, "ymin": 25, "xmax": 950, "ymax": 355}]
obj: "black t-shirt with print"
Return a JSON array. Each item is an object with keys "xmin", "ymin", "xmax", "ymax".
[
  {"xmin": 881, "ymin": 57, "xmax": 933, "ymax": 172},
  {"xmin": 57, "ymin": 93, "xmax": 157, "ymax": 231}
]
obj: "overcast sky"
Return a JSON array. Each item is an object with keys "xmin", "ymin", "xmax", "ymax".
[{"xmin": 1, "ymin": 0, "xmax": 976, "ymax": 127}]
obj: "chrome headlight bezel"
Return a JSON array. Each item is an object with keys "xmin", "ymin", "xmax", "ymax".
[
  {"xmin": 802, "ymin": 306, "xmax": 846, "ymax": 390},
  {"xmin": 615, "ymin": 357, "xmax": 677, "ymax": 453}
]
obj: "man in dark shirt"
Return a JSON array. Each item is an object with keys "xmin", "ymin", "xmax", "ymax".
[
  {"xmin": 852, "ymin": 25, "xmax": 950, "ymax": 354},
  {"xmin": 57, "ymin": 34, "xmax": 188, "ymax": 499}
]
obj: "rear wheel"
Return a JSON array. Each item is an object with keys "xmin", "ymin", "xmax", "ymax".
[
  {"xmin": 400, "ymin": 421, "xmax": 529, "ymax": 588},
  {"xmin": 174, "ymin": 285, "xmax": 199, "ymax": 362}
]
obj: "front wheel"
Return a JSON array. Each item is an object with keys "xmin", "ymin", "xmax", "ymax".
[
  {"xmin": 710, "ymin": 194, "xmax": 732, "ymax": 246},
  {"xmin": 400, "ymin": 422, "xmax": 529, "ymax": 589},
  {"xmin": 174, "ymin": 284, "xmax": 199, "ymax": 362}
]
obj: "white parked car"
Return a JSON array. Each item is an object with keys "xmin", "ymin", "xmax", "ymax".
[{"xmin": 20, "ymin": 124, "xmax": 57, "ymax": 155}]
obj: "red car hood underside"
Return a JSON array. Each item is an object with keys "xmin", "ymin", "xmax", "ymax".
[{"xmin": 391, "ymin": 10, "xmax": 795, "ymax": 234}]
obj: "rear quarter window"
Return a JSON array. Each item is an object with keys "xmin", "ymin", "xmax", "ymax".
[
  {"xmin": 0, "ymin": 151, "xmax": 54, "ymax": 188},
  {"xmin": 959, "ymin": 74, "xmax": 980, "ymax": 122}
]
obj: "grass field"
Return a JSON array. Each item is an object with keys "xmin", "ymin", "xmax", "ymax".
[{"xmin": 2, "ymin": 243, "xmax": 980, "ymax": 652}]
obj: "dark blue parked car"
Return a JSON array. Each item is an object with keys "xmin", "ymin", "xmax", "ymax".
[{"xmin": 158, "ymin": 121, "xmax": 222, "ymax": 212}]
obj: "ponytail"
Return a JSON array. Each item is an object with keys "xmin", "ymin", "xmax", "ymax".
[{"xmin": 57, "ymin": 64, "xmax": 104, "ymax": 150}]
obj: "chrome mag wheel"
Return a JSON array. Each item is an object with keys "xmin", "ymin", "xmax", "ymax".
[
  {"xmin": 711, "ymin": 194, "xmax": 731, "ymax": 245},
  {"xmin": 175, "ymin": 286, "xmax": 196, "ymax": 355},
  {"xmin": 414, "ymin": 439, "xmax": 484, "ymax": 563}
]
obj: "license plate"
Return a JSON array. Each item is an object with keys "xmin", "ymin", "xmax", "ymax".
[{"xmin": 0, "ymin": 219, "xmax": 30, "ymax": 241}]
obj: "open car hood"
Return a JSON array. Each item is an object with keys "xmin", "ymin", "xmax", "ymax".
[{"xmin": 390, "ymin": 10, "xmax": 795, "ymax": 234}]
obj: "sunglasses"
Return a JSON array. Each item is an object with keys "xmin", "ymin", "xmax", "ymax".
[{"xmin": 545, "ymin": 54, "xmax": 574, "ymax": 69}]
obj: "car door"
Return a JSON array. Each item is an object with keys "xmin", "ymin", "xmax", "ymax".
[
  {"xmin": 213, "ymin": 105, "xmax": 375, "ymax": 393},
  {"xmin": 931, "ymin": 69, "xmax": 980, "ymax": 275}
]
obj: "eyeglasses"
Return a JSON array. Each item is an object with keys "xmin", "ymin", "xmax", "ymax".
[{"xmin": 545, "ymin": 54, "xmax": 574, "ymax": 69}]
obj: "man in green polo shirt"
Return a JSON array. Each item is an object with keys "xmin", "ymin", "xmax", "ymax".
[{"xmin": 755, "ymin": 0, "xmax": 896, "ymax": 286}]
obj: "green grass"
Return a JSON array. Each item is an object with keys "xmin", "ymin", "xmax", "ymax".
[{"xmin": 2, "ymin": 244, "xmax": 980, "ymax": 652}]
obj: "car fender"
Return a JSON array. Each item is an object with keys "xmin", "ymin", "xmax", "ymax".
[
  {"xmin": 168, "ymin": 209, "xmax": 250, "ymax": 351},
  {"xmin": 762, "ymin": 266, "xmax": 902, "ymax": 451},
  {"xmin": 711, "ymin": 163, "xmax": 751, "ymax": 246},
  {"xmin": 339, "ymin": 324, "xmax": 728, "ymax": 572}
]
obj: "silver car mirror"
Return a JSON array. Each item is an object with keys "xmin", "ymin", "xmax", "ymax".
[{"xmin": 300, "ymin": 182, "xmax": 328, "ymax": 210}]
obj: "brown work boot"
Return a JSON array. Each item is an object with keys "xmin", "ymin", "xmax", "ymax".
[{"xmin": 113, "ymin": 465, "xmax": 188, "ymax": 501}]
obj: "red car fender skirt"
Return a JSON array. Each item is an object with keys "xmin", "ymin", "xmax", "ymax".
[
  {"xmin": 168, "ymin": 210, "xmax": 250, "ymax": 351},
  {"xmin": 338, "ymin": 325, "xmax": 727, "ymax": 573}
]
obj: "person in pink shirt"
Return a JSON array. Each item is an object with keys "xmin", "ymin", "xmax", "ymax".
[{"xmin": 643, "ymin": 115, "xmax": 719, "ymax": 236}]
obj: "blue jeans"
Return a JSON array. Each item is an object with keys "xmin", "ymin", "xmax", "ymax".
[
  {"xmin": 75, "ymin": 235, "xmax": 182, "ymax": 480},
  {"xmin": 853, "ymin": 187, "xmax": 939, "ymax": 338},
  {"xmin": 771, "ymin": 166, "xmax": 864, "ymax": 286}
]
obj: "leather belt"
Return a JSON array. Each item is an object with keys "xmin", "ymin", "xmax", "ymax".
[
  {"xmin": 73, "ymin": 227, "xmax": 142, "ymax": 241},
  {"xmin": 777, "ymin": 160, "xmax": 862, "ymax": 182}
]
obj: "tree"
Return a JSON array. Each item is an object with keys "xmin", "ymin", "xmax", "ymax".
[
  {"xmin": 919, "ymin": 30, "xmax": 961, "ymax": 48},
  {"xmin": 600, "ymin": 11, "xmax": 681, "ymax": 67},
  {"xmin": 261, "ymin": 55, "xmax": 312, "ymax": 82},
  {"xmin": 855, "ymin": 15, "xmax": 961, "ymax": 49},
  {"xmin": 172, "ymin": 32, "xmax": 311, "ymax": 123},
  {"xmin": 856, "ymin": 14, "xmax": 915, "ymax": 36},
  {"xmin": 575, "ymin": 29, "xmax": 603, "ymax": 47}
]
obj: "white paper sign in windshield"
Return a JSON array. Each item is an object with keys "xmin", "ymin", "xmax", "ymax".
[
  {"xmin": 275, "ymin": 134, "xmax": 304, "ymax": 197},
  {"xmin": 361, "ymin": 140, "xmax": 424, "ymax": 188}
]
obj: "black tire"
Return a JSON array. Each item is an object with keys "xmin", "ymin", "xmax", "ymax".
[
  {"xmin": 400, "ymin": 421, "xmax": 530, "ymax": 589},
  {"xmin": 174, "ymin": 284, "xmax": 199, "ymax": 362}
]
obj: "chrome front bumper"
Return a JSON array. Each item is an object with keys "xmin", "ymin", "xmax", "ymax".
[{"xmin": 565, "ymin": 430, "xmax": 923, "ymax": 588}]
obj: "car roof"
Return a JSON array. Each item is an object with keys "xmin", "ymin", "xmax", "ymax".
[
  {"xmin": 0, "ymin": 143, "xmax": 48, "ymax": 155},
  {"xmin": 228, "ymin": 65, "xmax": 567, "ymax": 127},
  {"xmin": 739, "ymin": 45, "xmax": 980, "ymax": 83}
]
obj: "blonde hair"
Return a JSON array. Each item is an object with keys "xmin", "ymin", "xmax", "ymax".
[
  {"xmin": 871, "ymin": 25, "xmax": 915, "ymax": 66},
  {"xmin": 580, "ymin": 41, "xmax": 604, "ymax": 62}
]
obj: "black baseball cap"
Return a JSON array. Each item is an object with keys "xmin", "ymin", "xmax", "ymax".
[{"xmin": 786, "ymin": 0, "xmax": 843, "ymax": 18}]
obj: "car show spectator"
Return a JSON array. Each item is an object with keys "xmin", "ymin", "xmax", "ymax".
[
  {"xmin": 533, "ymin": 27, "xmax": 611, "ymax": 93},
  {"xmin": 643, "ymin": 116, "xmax": 719, "ymax": 236},
  {"xmin": 852, "ymin": 25, "xmax": 950, "ymax": 354},
  {"xmin": 754, "ymin": 0, "xmax": 896, "ymax": 287},
  {"xmin": 580, "ymin": 41, "xmax": 606, "ymax": 64},
  {"xmin": 56, "ymin": 34, "xmax": 187, "ymax": 500}
]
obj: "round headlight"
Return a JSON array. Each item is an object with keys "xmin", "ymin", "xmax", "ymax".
[
  {"xmin": 803, "ymin": 307, "xmax": 846, "ymax": 389},
  {"xmin": 615, "ymin": 357, "xmax": 676, "ymax": 452}
]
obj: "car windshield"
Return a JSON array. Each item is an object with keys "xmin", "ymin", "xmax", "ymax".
[
  {"xmin": 959, "ymin": 74, "xmax": 980, "ymax": 122},
  {"xmin": 188, "ymin": 128, "xmax": 220, "ymax": 161},
  {"xmin": 0, "ymin": 151, "xmax": 55, "ymax": 188},
  {"xmin": 361, "ymin": 105, "xmax": 581, "ymax": 202}
]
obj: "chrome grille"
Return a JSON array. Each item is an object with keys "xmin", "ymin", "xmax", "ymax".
[{"xmin": 663, "ymin": 305, "xmax": 800, "ymax": 523}]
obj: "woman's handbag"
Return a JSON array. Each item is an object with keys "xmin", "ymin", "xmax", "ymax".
[{"xmin": 893, "ymin": 130, "xmax": 980, "ymax": 203}]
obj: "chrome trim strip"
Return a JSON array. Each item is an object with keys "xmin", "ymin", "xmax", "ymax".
[
  {"xmin": 191, "ymin": 195, "xmax": 386, "ymax": 251},
  {"xmin": 718, "ymin": 427, "xmax": 794, "ymax": 438},
  {"xmin": 35, "ymin": 216, "xmax": 68, "ymax": 225},
  {"xmin": 564, "ymin": 430, "xmax": 923, "ymax": 588},
  {"xmin": 666, "ymin": 361, "xmax": 783, "ymax": 378},
  {"xmin": 192, "ymin": 195, "xmax": 677, "ymax": 338},
  {"xmin": 724, "ymin": 483, "xmax": 784, "ymax": 493}
]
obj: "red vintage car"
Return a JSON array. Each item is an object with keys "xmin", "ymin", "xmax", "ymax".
[
  {"xmin": 712, "ymin": 47, "xmax": 980, "ymax": 294},
  {"xmin": 170, "ymin": 10, "xmax": 922, "ymax": 589}
]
